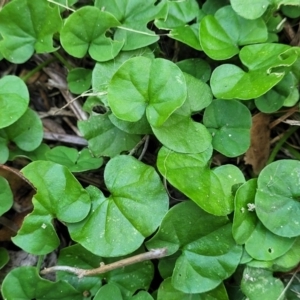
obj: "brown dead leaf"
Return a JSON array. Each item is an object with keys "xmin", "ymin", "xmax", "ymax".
[
  {"xmin": 244, "ymin": 113, "xmax": 271, "ymax": 175},
  {"xmin": 0, "ymin": 165, "xmax": 35, "ymax": 213},
  {"xmin": 0, "ymin": 165, "xmax": 35, "ymax": 241}
]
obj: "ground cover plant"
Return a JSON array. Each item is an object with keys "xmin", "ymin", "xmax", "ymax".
[{"xmin": 0, "ymin": 0, "xmax": 300, "ymax": 299}]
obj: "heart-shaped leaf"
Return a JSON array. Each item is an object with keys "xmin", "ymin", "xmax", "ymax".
[
  {"xmin": 0, "ymin": 76, "xmax": 29, "ymax": 129},
  {"xmin": 12, "ymin": 161, "xmax": 91, "ymax": 254},
  {"xmin": 146, "ymin": 201, "xmax": 242, "ymax": 294},
  {"xmin": 95, "ymin": 0, "xmax": 164, "ymax": 50},
  {"xmin": 151, "ymin": 73, "xmax": 212, "ymax": 153},
  {"xmin": 68, "ymin": 156, "xmax": 169, "ymax": 256},
  {"xmin": 255, "ymin": 160, "xmax": 300, "ymax": 237},
  {"xmin": 108, "ymin": 57, "xmax": 187, "ymax": 127},
  {"xmin": 157, "ymin": 146, "xmax": 235, "ymax": 216},
  {"xmin": 0, "ymin": 0, "xmax": 62, "ymax": 63},
  {"xmin": 154, "ymin": 0, "xmax": 199, "ymax": 29},
  {"xmin": 200, "ymin": 6, "xmax": 267, "ymax": 60},
  {"xmin": 203, "ymin": 100, "xmax": 252, "ymax": 157},
  {"xmin": 45, "ymin": 146, "xmax": 103, "ymax": 172},
  {"xmin": 60, "ymin": 7, "xmax": 124, "ymax": 62}
]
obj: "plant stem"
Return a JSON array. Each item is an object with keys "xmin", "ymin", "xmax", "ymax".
[
  {"xmin": 267, "ymin": 126, "xmax": 299, "ymax": 164},
  {"xmin": 36, "ymin": 255, "xmax": 45, "ymax": 271},
  {"xmin": 21, "ymin": 57, "xmax": 57, "ymax": 82},
  {"xmin": 53, "ymin": 51, "xmax": 74, "ymax": 70},
  {"xmin": 40, "ymin": 248, "xmax": 167, "ymax": 278}
]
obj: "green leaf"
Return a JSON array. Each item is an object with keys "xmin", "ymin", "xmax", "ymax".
[
  {"xmin": 60, "ymin": 7, "xmax": 124, "ymax": 62},
  {"xmin": 203, "ymin": 100, "xmax": 251, "ymax": 157},
  {"xmin": 45, "ymin": 146, "xmax": 103, "ymax": 172},
  {"xmin": 0, "ymin": 0, "xmax": 62, "ymax": 63},
  {"xmin": 211, "ymin": 44, "xmax": 300, "ymax": 99},
  {"xmin": 0, "ymin": 75, "xmax": 29, "ymax": 128},
  {"xmin": 241, "ymin": 266, "xmax": 284, "ymax": 300},
  {"xmin": 1, "ymin": 108, "xmax": 43, "ymax": 151},
  {"xmin": 78, "ymin": 114, "xmax": 141, "ymax": 157},
  {"xmin": 157, "ymin": 146, "xmax": 236, "ymax": 216},
  {"xmin": 200, "ymin": 6, "xmax": 267, "ymax": 60},
  {"xmin": 67, "ymin": 68, "xmax": 92, "ymax": 94},
  {"xmin": 68, "ymin": 156, "xmax": 169, "ymax": 256},
  {"xmin": 176, "ymin": 59, "xmax": 211, "ymax": 83},
  {"xmin": 271, "ymin": 237, "xmax": 300, "ymax": 272},
  {"xmin": 155, "ymin": 0, "xmax": 199, "ymax": 29},
  {"xmin": 108, "ymin": 57, "xmax": 187, "ymax": 127},
  {"xmin": 255, "ymin": 160, "xmax": 300, "ymax": 237},
  {"xmin": 202, "ymin": 0, "xmax": 229, "ymax": 15},
  {"xmin": 255, "ymin": 72, "xmax": 299, "ymax": 112},
  {"xmin": 1, "ymin": 267, "xmax": 82, "ymax": 300},
  {"xmin": 146, "ymin": 201, "xmax": 242, "ymax": 294},
  {"xmin": 245, "ymin": 221, "xmax": 296, "ymax": 261},
  {"xmin": 95, "ymin": 0, "xmax": 163, "ymax": 50},
  {"xmin": 109, "ymin": 113, "xmax": 152, "ymax": 135},
  {"xmin": 0, "ymin": 247, "xmax": 9, "ymax": 269},
  {"xmin": 12, "ymin": 161, "xmax": 91, "ymax": 254},
  {"xmin": 231, "ymin": 0, "xmax": 300, "ymax": 20},
  {"xmin": 169, "ymin": 24, "xmax": 202, "ymax": 51},
  {"xmin": 57, "ymin": 244, "xmax": 102, "ymax": 296},
  {"xmin": 94, "ymin": 283, "xmax": 123, "ymax": 300},
  {"xmin": 8, "ymin": 143, "xmax": 50, "ymax": 162},
  {"xmin": 92, "ymin": 48, "xmax": 155, "ymax": 106},
  {"xmin": 157, "ymin": 278, "xmax": 229, "ymax": 300},
  {"xmin": 57, "ymin": 245, "xmax": 153, "ymax": 298},
  {"xmin": 213, "ymin": 164, "xmax": 246, "ymax": 212},
  {"xmin": 151, "ymin": 73, "xmax": 212, "ymax": 153},
  {"xmin": 232, "ymin": 179, "xmax": 258, "ymax": 245},
  {"xmin": 0, "ymin": 177, "xmax": 13, "ymax": 216}
]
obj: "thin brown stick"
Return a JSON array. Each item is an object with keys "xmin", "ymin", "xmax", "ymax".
[{"xmin": 40, "ymin": 248, "xmax": 167, "ymax": 278}]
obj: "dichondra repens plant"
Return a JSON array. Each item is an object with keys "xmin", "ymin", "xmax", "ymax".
[{"xmin": 0, "ymin": 0, "xmax": 300, "ymax": 299}]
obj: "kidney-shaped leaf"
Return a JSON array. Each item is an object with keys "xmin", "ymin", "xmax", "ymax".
[
  {"xmin": 68, "ymin": 156, "xmax": 169, "ymax": 257},
  {"xmin": 0, "ymin": 75, "xmax": 29, "ymax": 128},
  {"xmin": 61, "ymin": 6, "xmax": 124, "ymax": 62},
  {"xmin": 255, "ymin": 160, "xmax": 300, "ymax": 237},
  {"xmin": 203, "ymin": 100, "xmax": 252, "ymax": 157},
  {"xmin": 12, "ymin": 161, "xmax": 91, "ymax": 254},
  {"xmin": 0, "ymin": 0, "xmax": 62, "ymax": 63},
  {"xmin": 146, "ymin": 201, "xmax": 242, "ymax": 294},
  {"xmin": 200, "ymin": 6, "xmax": 267, "ymax": 60},
  {"xmin": 211, "ymin": 44, "xmax": 300, "ymax": 99},
  {"xmin": 108, "ymin": 57, "xmax": 187, "ymax": 127}
]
